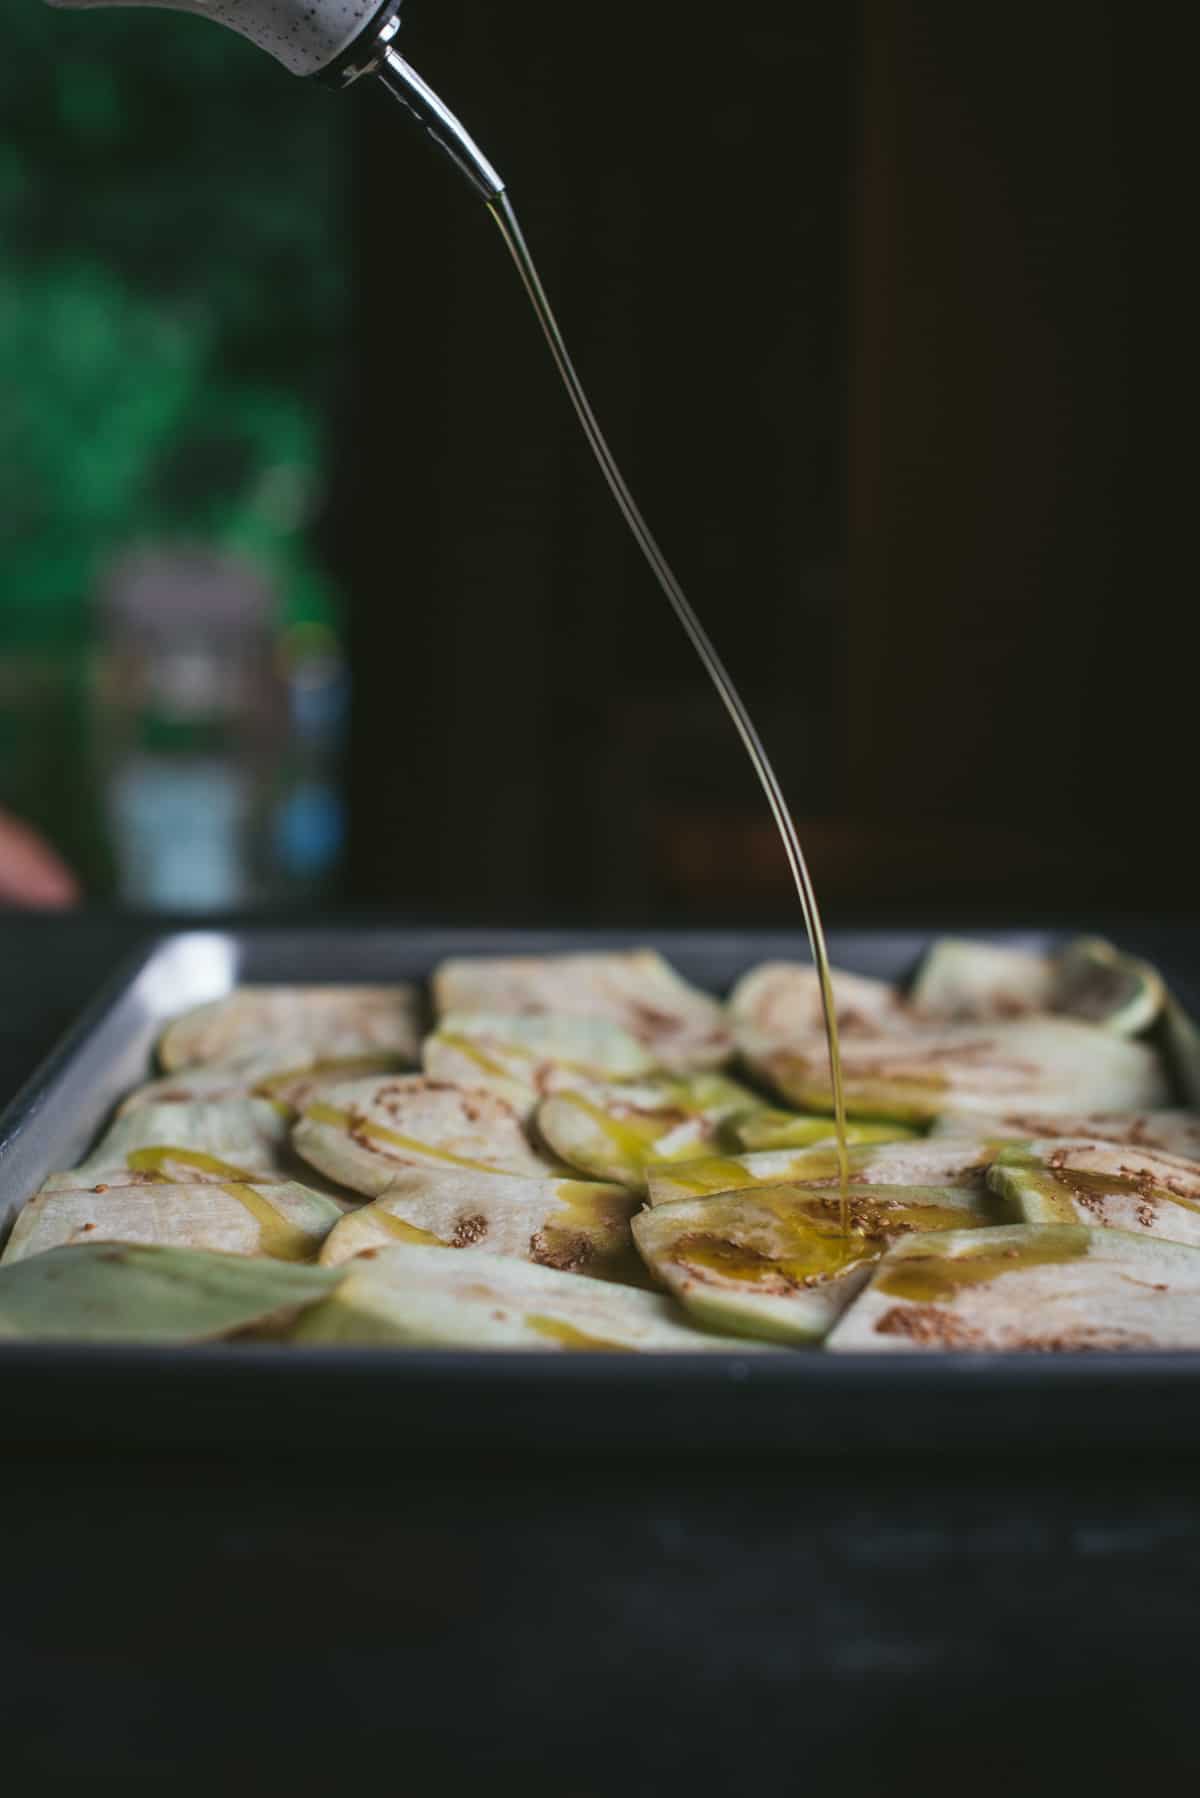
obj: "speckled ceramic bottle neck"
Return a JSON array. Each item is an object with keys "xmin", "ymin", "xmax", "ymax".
[{"xmin": 43, "ymin": 0, "xmax": 397, "ymax": 79}]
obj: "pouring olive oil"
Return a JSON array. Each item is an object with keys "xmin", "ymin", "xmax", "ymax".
[{"xmin": 487, "ymin": 192, "xmax": 852, "ymax": 1222}]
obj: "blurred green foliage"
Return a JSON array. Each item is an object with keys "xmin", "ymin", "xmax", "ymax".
[{"xmin": 0, "ymin": 5, "xmax": 349, "ymax": 644}]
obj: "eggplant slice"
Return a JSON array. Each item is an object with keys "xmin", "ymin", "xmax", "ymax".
[
  {"xmin": 928, "ymin": 1106, "xmax": 1200, "ymax": 1161},
  {"xmin": 646, "ymin": 1136, "xmax": 1000, "ymax": 1206},
  {"xmin": 158, "ymin": 985, "xmax": 421, "ymax": 1073},
  {"xmin": 118, "ymin": 1052, "xmax": 296, "ymax": 1115},
  {"xmin": 646, "ymin": 1145, "xmax": 847, "ymax": 1204},
  {"xmin": 431, "ymin": 949, "xmax": 732, "ymax": 1072},
  {"xmin": 3, "ymin": 1180, "xmax": 342, "ymax": 1266},
  {"xmin": 910, "ymin": 936, "xmax": 1163, "ymax": 1036},
  {"xmin": 290, "ymin": 1241, "xmax": 753, "ymax": 1351},
  {"xmin": 827, "ymin": 1223, "xmax": 1200, "ymax": 1352},
  {"xmin": 319, "ymin": 1166, "xmax": 642, "ymax": 1285},
  {"xmin": 0, "ymin": 1243, "xmax": 339, "ymax": 1344},
  {"xmin": 729, "ymin": 962, "xmax": 912, "ymax": 1044},
  {"xmin": 734, "ymin": 1109, "xmax": 915, "ymax": 1151},
  {"xmin": 633, "ymin": 1183, "xmax": 999, "ymax": 1345},
  {"xmin": 744, "ymin": 1015, "xmax": 1169, "ymax": 1124},
  {"xmin": 118, "ymin": 1053, "xmax": 409, "ymax": 1120},
  {"xmin": 534, "ymin": 1072, "xmax": 762, "ymax": 1191},
  {"xmin": 986, "ymin": 1140, "xmax": 1200, "ymax": 1247},
  {"xmin": 44, "ymin": 1099, "xmax": 293, "ymax": 1189},
  {"xmin": 909, "ymin": 939, "xmax": 1055, "ymax": 1021},
  {"xmin": 292, "ymin": 1075, "xmax": 558, "ymax": 1199},
  {"xmin": 422, "ymin": 1012, "xmax": 657, "ymax": 1116}
]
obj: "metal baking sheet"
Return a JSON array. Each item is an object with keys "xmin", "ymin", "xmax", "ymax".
[{"xmin": 4, "ymin": 923, "xmax": 1200, "ymax": 1465}]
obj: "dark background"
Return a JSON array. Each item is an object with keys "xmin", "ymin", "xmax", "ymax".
[
  {"xmin": 3, "ymin": 0, "xmax": 1191, "ymax": 926},
  {"xmin": 340, "ymin": 0, "xmax": 1183, "ymax": 922}
]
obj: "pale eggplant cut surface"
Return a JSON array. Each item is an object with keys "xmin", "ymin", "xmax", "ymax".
[
  {"xmin": 745, "ymin": 1016, "xmax": 1170, "ymax": 1124},
  {"xmin": 0, "ymin": 1243, "xmax": 339, "ymax": 1344},
  {"xmin": 118, "ymin": 1052, "xmax": 296, "ymax": 1115},
  {"xmin": 928, "ymin": 1107, "xmax": 1200, "ymax": 1161},
  {"xmin": 633, "ymin": 1183, "xmax": 998, "ymax": 1346},
  {"xmin": 430, "ymin": 950, "xmax": 732, "ymax": 1072},
  {"xmin": 534, "ymin": 1072, "xmax": 762, "ymax": 1191},
  {"xmin": 319, "ymin": 1166, "xmax": 641, "ymax": 1284},
  {"xmin": 646, "ymin": 1146, "xmax": 842, "ymax": 1204},
  {"xmin": 421, "ymin": 1013, "xmax": 657, "ymax": 1117},
  {"xmin": 292, "ymin": 1076, "xmax": 557, "ymax": 1199},
  {"xmin": 909, "ymin": 936, "xmax": 1163, "ymax": 1036},
  {"xmin": 728, "ymin": 962, "xmax": 912, "ymax": 1046},
  {"xmin": 646, "ymin": 1137, "xmax": 1000, "ymax": 1207},
  {"xmin": 3, "ymin": 1181, "xmax": 342, "ymax": 1267},
  {"xmin": 290, "ymin": 1242, "xmax": 749, "ymax": 1352},
  {"xmin": 986, "ymin": 1141, "xmax": 1200, "ymax": 1247},
  {"xmin": 735, "ymin": 1109, "xmax": 915, "ymax": 1152},
  {"xmin": 119, "ymin": 1053, "xmax": 409, "ymax": 1120},
  {"xmin": 827, "ymin": 1224, "xmax": 1200, "ymax": 1353},
  {"xmin": 158, "ymin": 985, "xmax": 421, "ymax": 1073},
  {"xmin": 45, "ymin": 1100, "xmax": 293, "ymax": 1190},
  {"xmin": 909, "ymin": 941, "xmax": 1055, "ymax": 1021}
]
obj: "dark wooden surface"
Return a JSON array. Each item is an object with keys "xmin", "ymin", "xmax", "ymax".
[
  {"xmin": 3, "ymin": 1444, "xmax": 1200, "ymax": 1792},
  {"xmin": 3, "ymin": 913, "xmax": 1200, "ymax": 1793}
]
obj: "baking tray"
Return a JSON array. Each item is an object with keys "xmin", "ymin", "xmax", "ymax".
[{"xmin": 4, "ymin": 923, "xmax": 1200, "ymax": 1465}]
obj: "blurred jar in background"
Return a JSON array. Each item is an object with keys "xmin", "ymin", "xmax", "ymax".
[
  {"xmin": 92, "ymin": 550, "xmax": 346, "ymax": 910},
  {"xmin": 270, "ymin": 619, "xmax": 349, "ymax": 893}
]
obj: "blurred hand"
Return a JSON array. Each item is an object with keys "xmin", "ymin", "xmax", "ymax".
[{"xmin": 0, "ymin": 809, "xmax": 80, "ymax": 909}]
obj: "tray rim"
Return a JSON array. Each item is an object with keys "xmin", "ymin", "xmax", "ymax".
[
  {"xmin": 0, "ymin": 932, "xmax": 165, "ymax": 1173},
  {"xmin": 5, "ymin": 920, "xmax": 1200, "ymax": 1429}
]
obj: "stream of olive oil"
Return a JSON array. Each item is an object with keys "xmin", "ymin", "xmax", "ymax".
[{"xmin": 487, "ymin": 193, "xmax": 852, "ymax": 1225}]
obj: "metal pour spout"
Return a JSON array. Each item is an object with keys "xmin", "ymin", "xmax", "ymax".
[
  {"xmin": 364, "ymin": 16, "xmax": 505, "ymax": 203},
  {"xmin": 43, "ymin": 0, "xmax": 506, "ymax": 200}
]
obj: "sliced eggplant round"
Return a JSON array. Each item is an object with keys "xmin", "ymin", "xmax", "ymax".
[
  {"xmin": 158, "ymin": 985, "xmax": 421, "ymax": 1072},
  {"xmin": 534, "ymin": 1072, "xmax": 761, "ymax": 1190},
  {"xmin": 0, "ymin": 1243, "xmax": 339, "ymax": 1343},
  {"xmin": 827, "ymin": 1223, "xmax": 1200, "ymax": 1352},
  {"xmin": 319, "ymin": 1165, "xmax": 641, "ymax": 1285},
  {"xmin": 431, "ymin": 949, "xmax": 732, "ymax": 1071},
  {"xmin": 633, "ymin": 1182, "xmax": 997, "ymax": 1346},
  {"xmin": 3, "ymin": 1180, "xmax": 342, "ymax": 1267},
  {"xmin": 422, "ymin": 1011, "xmax": 657, "ymax": 1116},
  {"xmin": 986, "ymin": 1138, "xmax": 1200, "ymax": 1245},
  {"xmin": 291, "ymin": 1242, "xmax": 755, "ymax": 1352},
  {"xmin": 292, "ymin": 1075, "xmax": 558, "ymax": 1199},
  {"xmin": 734, "ymin": 1108, "xmax": 915, "ymax": 1152}
]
